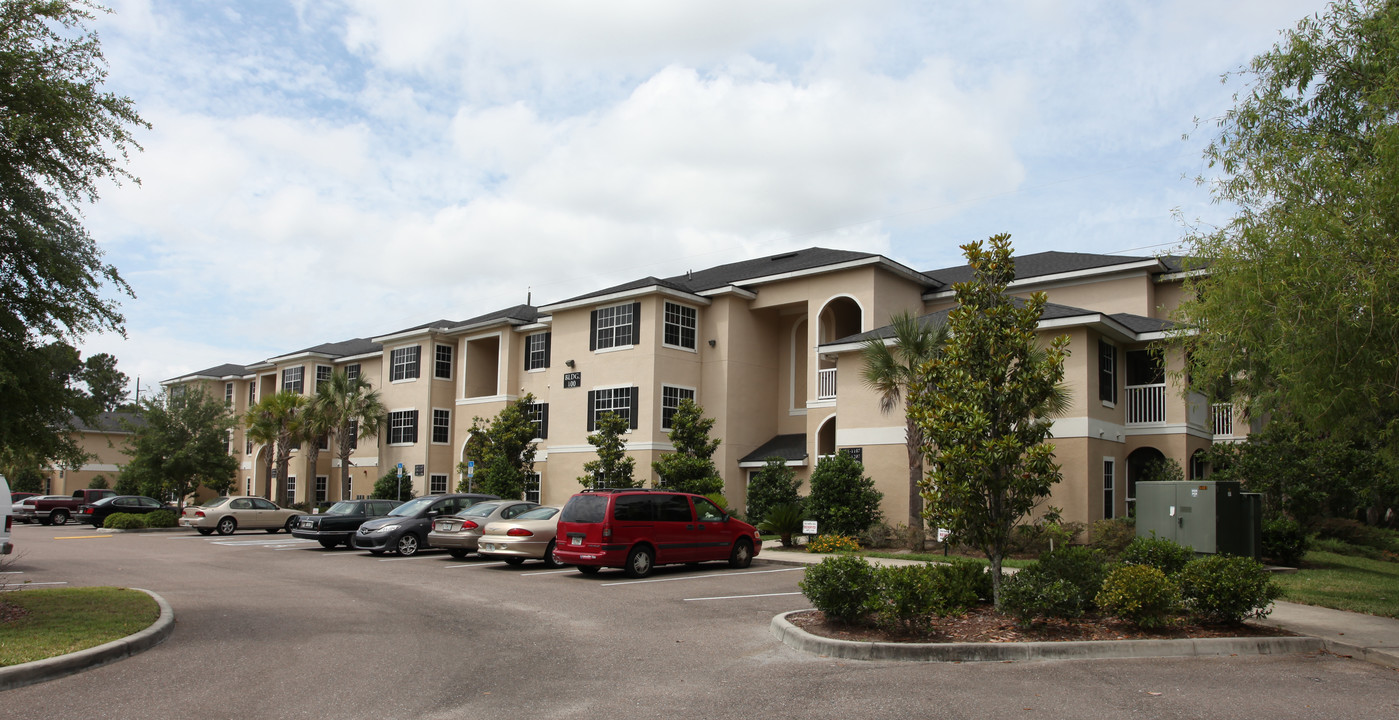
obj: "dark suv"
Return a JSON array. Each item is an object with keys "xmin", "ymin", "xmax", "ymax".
[
  {"xmin": 351, "ymin": 494, "xmax": 497, "ymax": 556},
  {"xmin": 291, "ymin": 499, "xmax": 403, "ymax": 549},
  {"xmin": 553, "ymin": 488, "xmax": 761, "ymax": 578}
]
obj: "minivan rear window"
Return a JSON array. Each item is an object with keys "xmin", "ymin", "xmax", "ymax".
[{"xmin": 560, "ymin": 495, "xmax": 608, "ymax": 523}]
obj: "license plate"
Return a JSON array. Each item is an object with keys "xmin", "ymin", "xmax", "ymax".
[{"xmin": 571, "ymin": 536, "xmax": 581, "ymax": 546}]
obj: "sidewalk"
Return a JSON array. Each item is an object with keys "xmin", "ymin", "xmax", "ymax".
[{"xmin": 758, "ymin": 540, "xmax": 1399, "ymax": 669}]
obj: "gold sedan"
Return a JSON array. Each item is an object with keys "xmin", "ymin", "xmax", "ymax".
[
  {"xmin": 180, "ymin": 496, "xmax": 304, "ymax": 536},
  {"xmin": 476, "ymin": 506, "xmax": 563, "ymax": 567}
]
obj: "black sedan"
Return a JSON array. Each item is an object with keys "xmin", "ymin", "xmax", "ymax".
[
  {"xmin": 351, "ymin": 493, "xmax": 497, "ymax": 556},
  {"xmin": 78, "ymin": 495, "xmax": 172, "ymax": 527},
  {"xmin": 290, "ymin": 499, "xmax": 403, "ymax": 549}
]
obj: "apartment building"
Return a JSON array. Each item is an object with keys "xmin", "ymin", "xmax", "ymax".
[
  {"xmin": 166, "ymin": 246, "xmax": 1238, "ymax": 526},
  {"xmin": 41, "ymin": 412, "xmax": 141, "ymax": 495}
]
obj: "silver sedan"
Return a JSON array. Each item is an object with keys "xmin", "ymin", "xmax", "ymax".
[{"xmin": 477, "ymin": 506, "xmax": 563, "ymax": 567}]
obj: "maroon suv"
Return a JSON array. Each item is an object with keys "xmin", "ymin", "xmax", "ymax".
[{"xmin": 554, "ymin": 488, "xmax": 761, "ymax": 578}]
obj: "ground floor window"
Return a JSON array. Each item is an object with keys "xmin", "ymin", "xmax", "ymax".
[
  {"xmin": 1103, "ymin": 459, "xmax": 1115, "ymax": 520},
  {"xmin": 430, "ymin": 474, "xmax": 448, "ymax": 494},
  {"xmin": 287, "ymin": 476, "xmax": 297, "ymax": 500},
  {"xmin": 524, "ymin": 472, "xmax": 541, "ymax": 503},
  {"xmin": 315, "ymin": 476, "xmax": 328, "ymax": 503}
]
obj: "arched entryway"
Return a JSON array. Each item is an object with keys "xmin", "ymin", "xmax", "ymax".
[
  {"xmin": 1126, "ymin": 446, "xmax": 1166, "ymax": 517},
  {"xmin": 815, "ymin": 296, "xmax": 862, "ymax": 400},
  {"xmin": 816, "ymin": 415, "xmax": 837, "ymax": 460}
]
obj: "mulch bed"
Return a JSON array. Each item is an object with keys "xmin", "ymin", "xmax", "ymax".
[
  {"xmin": 787, "ymin": 607, "xmax": 1292, "ymax": 644},
  {"xmin": 0, "ymin": 601, "xmax": 29, "ymax": 625}
]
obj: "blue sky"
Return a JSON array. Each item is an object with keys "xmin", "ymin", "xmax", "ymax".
[{"xmin": 77, "ymin": 0, "xmax": 1329, "ymax": 395}]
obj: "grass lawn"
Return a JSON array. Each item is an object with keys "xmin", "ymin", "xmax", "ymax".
[
  {"xmin": 1274, "ymin": 550, "xmax": 1399, "ymax": 619},
  {"xmin": 0, "ymin": 587, "xmax": 160, "ymax": 666}
]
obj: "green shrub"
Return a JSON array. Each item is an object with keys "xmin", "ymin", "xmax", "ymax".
[
  {"xmin": 1312, "ymin": 518, "xmax": 1399, "ymax": 553},
  {"xmin": 757, "ymin": 502, "xmax": 805, "ymax": 548},
  {"xmin": 1096, "ymin": 564, "xmax": 1180, "ymax": 629},
  {"xmin": 1008, "ymin": 521, "xmax": 1086, "ymax": 555},
  {"xmin": 807, "ymin": 534, "xmax": 861, "ymax": 554},
  {"xmin": 805, "ymin": 452, "xmax": 882, "ymax": 537},
  {"xmin": 1000, "ymin": 572, "xmax": 1081, "ymax": 627},
  {"xmin": 1034, "ymin": 545, "xmax": 1109, "ymax": 609},
  {"xmin": 103, "ymin": 513, "xmax": 147, "ymax": 530},
  {"xmin": 873, "ymin": 564, "xmax": 940, "ymax": 633},
  {"xmin": 1178, "ymin": 555, "xmax": 1281, "ymax": 624},
  {"xmin": 933, "ymin": 558, "xmax": 992, "ymax": 610},
  {"xmin": 143, "ymin": 510, "xmax": 177, "ymax": 528},
  {"xmin": 1261, "ymin": 516, "xmax": 1309, "ymax": 566},
  {"xmin": 799, "ymin": 555, "xmax": 878, "ymax": 624},
  {"xmin": 858, "ymin": 522, "xmax": 906, "ymax": 549},
  {"xmin": 1121, "ymin": 536, "xmax": 1195, "ymax": 575},
  {"xmin": 744, "ymin": 457, "xmax": 802, "ymax": 527},
  {"xmin": 1087, "ymin": 517, "xmax": 1137, "ymax": 557}
]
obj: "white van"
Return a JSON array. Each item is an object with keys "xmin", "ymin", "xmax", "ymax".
[{"xmin": 1, "ymin": 474, "xmax": 12, "ymax": 555}]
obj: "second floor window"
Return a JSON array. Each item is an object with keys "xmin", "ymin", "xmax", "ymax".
[
  {"xmin": 526, "ymin": 402, "xmax": 549, "ymax": 439},
  {"xmin": 225, "ymin": 382, "xmax": 234, "ymax": 405},
  {"xmin": 591, "ymin": 302, "xmax": 639, "ymax": 351},
  {"xmin": 435, "ymin": 344, "xmax": 453, "ymax": 379},
  {"xmin": 1098, "ymin": 340, "xmax": 1117, "ymax": 405},
  {"xmin": 282, "ymin": 366, "xmax": 304, "ymax": 394},
  {"xmin": 390, "ymin": 346, "xmax": 420, "ymax": 381},
  {"xmin": 661, "ymin": 386, "xmax": 695, "ymax": 430},
  {"xmin": 389, "ymin": 410, "xmax": 418, "ymax": 444},
  {"xmin": 346, "ymin": 363, "xmax": 360, "ymax": 381},
  {"xmin": 525, "ymin": 332, "xmax": 551, "ymax": 371},
  {"xmin": 663, "ymin": 302, "xmax": 697, "ymax": 350},
  {"xmin": 316, "ymin": 365, "xmax": 332, "ymax": 390},
  {"xmin": 587, "ymin": 387, "xmax": 637, "ymax": 431},
  {"xmin": 432, "ymin": 409, "xmax": 451, "ymax": 444}
]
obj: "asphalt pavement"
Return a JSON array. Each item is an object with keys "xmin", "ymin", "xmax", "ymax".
[{"xmin": 0, "ymin": 524, "xmax": 1395, "ymax": 719}]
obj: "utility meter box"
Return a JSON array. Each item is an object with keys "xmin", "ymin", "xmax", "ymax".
[{"xmin": 1136, "ymin": 481, "xmax": 1261, "ymax": 559}]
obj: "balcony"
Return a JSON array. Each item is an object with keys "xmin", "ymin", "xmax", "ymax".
[
  {"xmin": 1125, "ymin": 383, "xmax": 1166, "ymax": 425},
  {"xmin": 1212, "ymin": 403, "xmax": 1236, "ymax": 437},
  {"xmin": 816, "ymin": 368, "xmax": 838, "ymax": 400}
]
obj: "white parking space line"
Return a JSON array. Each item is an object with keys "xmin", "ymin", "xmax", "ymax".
[
  {"xmin": 443, "ymin": 561, "xmax": 507, "ymax": 569},
  {"xmin": 377, "ymin": 554, "xmax": 448, "ymax": 562},
  {"xmin": 0, "ymin": 571, "xmax": 22, "ymax": 575},
  {"xmin": 211, "ymin": 538, "xmax": 318, "ymax": 547},
  {"xmin": 684, "ymin": 591, "xmax": 804, "ymax": 602},
  {"xmin": 520, "ymin": 569, "xmax": 575, "ymax": 576},
  {"xmin": 2, "ymin": 581, "xmax": 68, "ymax": 590},
  {"xmin": 600, "ymin": 567, "xmax": 803, "ymax": 587}
]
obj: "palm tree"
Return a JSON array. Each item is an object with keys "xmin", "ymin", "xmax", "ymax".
[
  {"xmin": 243, "ymin": 401, "xmax": 278, "ymax": 500},
  {"xmin": 311, "ymin": 370, "xmax": 387, "ymax": 502},
  {"xmin": 861, "ymin": 310, "xmax": 949, "ymax": 551},
  {"xmin": 297, "ymin": 399, "xmax": 334, "ymax": 508},
  {"xmin": 244, "ymin": 391, "xmax": 307, "ymax": 507}
]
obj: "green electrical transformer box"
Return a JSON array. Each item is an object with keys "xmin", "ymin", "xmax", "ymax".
[{"xmin": 1135, "ymin": 481, "xmax": 1261, "ymax": 559}]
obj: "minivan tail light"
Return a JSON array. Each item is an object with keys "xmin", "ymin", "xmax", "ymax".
[
  {"xmin": 506, "ymin": 528, "xmax": 533, "ymax": 537},
  {"xmin": 602, "ymin": 527, "xmax": 611, "ymax": 538}
]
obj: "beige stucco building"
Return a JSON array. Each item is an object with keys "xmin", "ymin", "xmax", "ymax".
[
  {"xmin": 41, "ymin": 412, "xmax": 141, "ymax": 495},
  {"xmin": 165, "ymin": 247, "xmax": 1242, "ymax": 526}
]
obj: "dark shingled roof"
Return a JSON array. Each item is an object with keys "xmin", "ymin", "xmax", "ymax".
[
  {"xmin": 279, "ymin": 337, "xmax": 382, "ymax": 359},
  {"xmin": 456, "ymin": 303, "xmax": 540, "ymax": 328},
  {"xmin": 180, "ymin": 363, "xmax": 251, "ymax": 379},
  {"xmin": 739, "ymin": 434, "xmax": 809, "ymax": 464},
  {"xmin": 825, "ymin": 300, "xmax": 1176, "ymax": 346},
  {"xmin": 925, "ymin": 251, "xmax": 1166, "ymax": 287},
  {"xmin": 548, "ymin": 247, "xmax": 916, "ymax": 306},
  {"xmin": 71, "ymin": 411, "xmax": 143, "ymax": 433}
]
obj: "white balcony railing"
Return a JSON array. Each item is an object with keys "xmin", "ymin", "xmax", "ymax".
[
  {"xmin": 1125, "ymin": 383, "xmax": 1167, "ymax": 425},
  {"xmin": 1212, "ymin": 403, "xmax": 1236, "ymax": 437},
  {"xmin": 817, "ymin": 368, "xmax": 838, "ymax": 400}
]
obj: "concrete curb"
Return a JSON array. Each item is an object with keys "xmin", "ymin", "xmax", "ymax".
[
  {"xmin": 770, "ymin": 610, "xmax": 1322, "ymax": 664},
  {"xmin": 94, "ymin": 526, "xmax": 189, "ymax": 534},
  {"xmin": 0, "ymin": 588, "xmax": 175, "ymax": 691}
]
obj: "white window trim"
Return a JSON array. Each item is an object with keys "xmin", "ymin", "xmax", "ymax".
[
  {"xmin": 593, "ymin": 343, "xmax": 634, "ymax": 355},
  {"xmin": 660, "ymin": 384, "xmax": 697, "ymax": 430},
  {"xmin": 661, "ymin": 301, "xmax": 699, "ymax": 353},
  {"xmin": 1104, "ymin": 457, "xmax": 1117, "ymax": 519},
  {"xmin": 1100, "ymin": 339, "xmax": 1118, "ymax": 409},
  {"xmin": 525, "ymin": 332, "xmax": 550, "ymax": 372},
  {"xmin": 590, "ymin": 384, "xmax": 635, "ymax": 434},
  {"xmin": 429, "ymin": 473, "xmax": 449, "ymax": 494},
  {"xmin": 430, "ymin": 407, "xmax": 452, "ymax": 445},
  {"xmin": 594, "ymin": 303, "xmax": 637, "ymax": 351},
  {"xmin": 315, "ymin": 364, "xmax": 333, "ymax": 390},
  {"xmin": 387, "ymin": 407, "xmax": 418, "ymax": 447},
  {"xmin": 389, "ymin": 344, "xmax": 421, "ymax": 384},
  {"xmin": 433, "ymin": 343, "xmax": 454, "ymax": 381}
]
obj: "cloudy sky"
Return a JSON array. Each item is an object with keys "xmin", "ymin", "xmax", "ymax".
[{"xmin": 76, "ymin": 0, "xmax": 1328, "ymax": 396}]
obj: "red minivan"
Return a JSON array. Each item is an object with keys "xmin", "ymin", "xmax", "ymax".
[{"xmin": 554, "ymin": 488, "xmax": 761, "ymax": 578}]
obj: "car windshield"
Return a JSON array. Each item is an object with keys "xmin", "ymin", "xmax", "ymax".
[
  {"xmin": 388, "ymin": 497, "xmax": 435, "ymax": 517},
  {"xmin": 201, "ymin": 497, "xmax": 232, "ymax": 508},
  {"xmin": 515, "ymin": 507, "xmax": 559, "ymax": 521},
  {"xmin": 458, "ymin": 502, "xmax": 503, "ymax": 518},
  {"xmin": 323, "ymin": 502, "xmax": 360, "ymax": 516}
]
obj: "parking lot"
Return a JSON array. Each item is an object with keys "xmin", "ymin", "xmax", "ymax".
[{"xmin": 3, "ymin": 522, "xmax": 1398, "ymax": 719}]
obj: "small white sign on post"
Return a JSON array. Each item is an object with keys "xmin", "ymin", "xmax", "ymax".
[
  {"xmin": 937, "ymin": 528, "xmax": 952, "ymax": 543},
  {"xmin": 802, "ymin": 520, "xmax": 818, "ymax": 535}
]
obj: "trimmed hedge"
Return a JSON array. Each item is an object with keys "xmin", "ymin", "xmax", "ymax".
[
  {"xmin": 1097, "ymin": 564, "xmax": 1180, "ymax": 629},
  {"xmin": 799, "ymin": 555, "xmax": 878, "ymax": 624},
  {"xmin": 1178, "ymin": 554, "xmax": 1280, "ymax": 624},
  {"xmin": 103, "ymin": 513, "xmax": 146, "ymax": 530},
  {"xmin": 144, "ymin": 510, "xmax": 178, "ymax": 528},
  {"xmin": 1121, "ymin": 536, "xmax": 1195, "ymax": 575}
]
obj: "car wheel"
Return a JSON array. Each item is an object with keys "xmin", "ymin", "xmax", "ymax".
[
  {"xmin": 284, "ymin": 517, "xmax": 298, "ymax": 534},
  {"xmin": 395, "ymin": 533, "xmax": 420, "ymax": 556},
  {"xmin": 577, "ymin": 565, "xmax": 601, "ymax": 575},
  {"xmin": 624, "ymin": 545, "xmax": 655, "ymax": 579},
  {"xmin": 448, "ymin": 549, "xmax": 468, "ymax": 559},
  {"xmin": 542, "ymin": 540, "xmax": 562, "ymax": 568},
  {"xmin": 197, "ymin": 528, "xmax": 214, "ymax": 536},
  {"xmin": 50, "ymin": 510, "xmax": 68, "ymax": 526},
  {"xmin": 319, "ymin": 539, "xmax": 340, "ymax": 550},
  {"xmin": 504, "ymin": 557, "xmax": 525, "ymax": 566},
  {"xmin": 216, "ymin": 517, "xmax": 237, "ymax": 535},
  {"xmin": 729, "ymin": 538, "xmax": 754, "ymax": 569}
]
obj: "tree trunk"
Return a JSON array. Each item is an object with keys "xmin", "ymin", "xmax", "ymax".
[
  {"xmin": 989, "ymin": 551, "xmax": 1005, "ymax": 608},
  {"xmin": 906, "ymin": 418, "xmax": 926, "ymax": 551}
]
